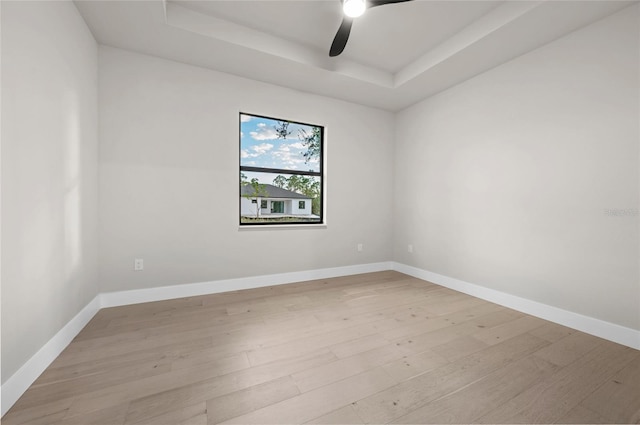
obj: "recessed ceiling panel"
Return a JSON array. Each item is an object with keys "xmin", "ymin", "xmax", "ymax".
[{"xmin": 172, "ymin": 0, "xmax": 502, "ymax": 72}]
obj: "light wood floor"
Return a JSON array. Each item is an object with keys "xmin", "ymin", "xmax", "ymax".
[{"xmin": 4, "ymin": 271, "xmax": 640, "ymax": 424}]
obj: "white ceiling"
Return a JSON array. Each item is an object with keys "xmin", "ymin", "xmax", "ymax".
[{"xmin": 75, "ymin": 0, "xmax": 636, "ymax": 111}]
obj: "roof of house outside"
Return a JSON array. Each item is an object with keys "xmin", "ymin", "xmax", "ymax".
[{"xmin": 240, "ymin": 183, "xmax": 310, "ymax": 200}]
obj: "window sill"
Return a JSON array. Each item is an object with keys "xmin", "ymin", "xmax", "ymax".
[{"xmin": 238, "ymin": 223, "xmax": 327, "ymax": 231}]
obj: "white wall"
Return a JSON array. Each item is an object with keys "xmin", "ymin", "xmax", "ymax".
[
  {"xmin": 394, "ymin": 5, "xmax": 640, "ymax": 330},
  {"xmin": 98, "ymin": 46, "xmax": 395, "ymax": 292},
  {"xmin": 1, "ymin": 1, "xmax": 99, "ymax": 382},
  {"xmin": 293, "ymin": 199, "xmax": 311, "ymax": 215}
]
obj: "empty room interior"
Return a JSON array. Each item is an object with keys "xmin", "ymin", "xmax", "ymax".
[{"xmin": 1, "ymin": 0, "xmax": 640, "ymax": 423}]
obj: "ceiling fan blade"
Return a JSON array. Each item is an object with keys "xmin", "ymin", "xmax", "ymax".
[
  {"xmin": 329, "ymin": 17, "xmax": 353, "ymax": 57},
  {"xmin": 368, "ymin": 0, "xmax": 414, "ymax": 8}
]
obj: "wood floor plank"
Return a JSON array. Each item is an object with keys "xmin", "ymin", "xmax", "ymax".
[
  {"xmin": 131, "ymin": 402, "xmax": 207, "ymax": 425},
  {"xmin": 245, "ymin": 318, "xmax": 396, "ymax": 366},
  {"xmin": 62, "ymin": 347, "xmax": 318, "ymax": 420},
  {"xmin": 330, "ymin": 334, "xmax": 389, "ymax": 358},
  {"xmin": 379, "ymin": 304, "xmax": 515, "ymax": 342},
  {"xmin": 15, "ymin": 360, "xmax": 172, "ymax": 410},
  {"xmin": 18, "ymin": 410, "xmax": 69, "ymax": 425},
  {"xmin": 580, "ymin": 355, "xmax": 640, "ymax": 423},
  {"xmin": 533, "ymin": 331, "xmax": 603, "ymax": 366},
  {"xmin": 579, "ymin": 371, "xmax": 640, "ymax": 423},
  {"xmin": 610, "ymin": 355, "xmax": 640, "ymax": 388},
  {"xmin": 391, "ymin": 355, "xmax": 559, "ymax": 423},
  {"xmin": 352, "ymin": 333, "xmax": 550, "ymax": 424},
  {"xmin": 292, "ymin": 344, "xmax": 404, "ymax": 393},
  {"xmin": 430, "ymin": 335, "xmax": 490, "ymax": 362},
  {"xmin": 121, "ymin": 350, "xmax": 337, "ymax": 423},
  {"xmin": 422, "ymin": 295, "xmax": 486, "ymax": 316},
  {"xmin": 3, "ymin": 271, "xmax": 638, "ymax": 425},
  {"xmin": 476, "ymin": 342, "xmax": 638, "ymax": 423},
  {"xmin": 390, "ymin": 320, "xmax": 483, "ymax": 356},
  {"xmin": 2, "ymin": 393, "xmax": 74, "ymax": 424},
  {"xmin": 305, "ymin": 405, "xmax": 364, "ymax": 424},
  {"xmin": 57, "ymin": 403, "xmax": 129, "ymax": 425},
  {"xmin": 381, "ymin": 349, "xmax": 449, "ymax": 381},
  {"xmin": 220, "ymin": 367, "xmax": 397, "ymax": 424},
  {"xmin": 80, "ymin": 305, "xmax": 231, "ymax": 340},
  {"xmin": 472, "ymin": 315, "xmax": 546, "ymax": 345},
  {"xmin": 554, "ymin": 404, "xmax": 607, "ymax": 424},
  {"xmin": 528, "ymin": 321, "xmax": 575, "ymax": 343},
  {"xmin": 3, "ymin": 407, "xmax": 69, "ymax": 425},
  {"xmin": 170, "ymin": 349, "xmax": 249, "ymax": 373},
  {"xmin": 205, "ymin": 376, "xmax": 299, "ymax": 424},
  {"xmin": 179, "ymin": 413, "xmax": 207, "ymax": 425},
  {"xmin": 36, "ymin": 336, "xmax": 213, "ymax": 386}
]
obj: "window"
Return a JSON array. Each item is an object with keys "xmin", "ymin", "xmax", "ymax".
[
  {"xmin": 271, "ymin": 201, "xmax": 284, "ymax": 214},
  {"xmin": 240, "ymin": 113, "xmax": 323, "ymax": 225}
]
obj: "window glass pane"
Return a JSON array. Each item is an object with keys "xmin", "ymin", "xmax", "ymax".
[
  {"xmin": 241, "ymin": 171, "xmax": 321, "ymax": 216},
  {"xmin": 240, "ymin": 114, "xmax": 320, "ymax": 173}
]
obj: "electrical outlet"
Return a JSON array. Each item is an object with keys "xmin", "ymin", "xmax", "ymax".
[
  {"xmin": 408, "ymin": 244, "xmax": 414, "ymax": 253},
  {"xmin": 134, "ymin": 258, "xmax": 144, "ymax": 271},
  {"xmin": 357, "ymin": 243, "xmax": 363, "ymax": 252}
]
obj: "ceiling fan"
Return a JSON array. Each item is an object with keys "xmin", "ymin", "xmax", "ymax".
[{"xmin": 330, "ymin": 0, "xmax": 415, "ymax": 57}]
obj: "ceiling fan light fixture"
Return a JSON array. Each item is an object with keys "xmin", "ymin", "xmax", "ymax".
[{"xmin": 343, "ymin": 0, "xmax": 366, "ymax": 18}]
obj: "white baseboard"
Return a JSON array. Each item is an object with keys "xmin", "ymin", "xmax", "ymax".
[
  {"xmin": 99, "ymin": 262, "xmax": 394, "ymax": 308},
  {"xmin": 1, "ymin": 296, "xmax": 101, "ymax": 417},
  {"xmin": 1, "ymin": 261, "xmax": 391, "ymax": 417},
  {"xmin": 392, "ymin": 262, "xmax": 640, "ymax": 350}
]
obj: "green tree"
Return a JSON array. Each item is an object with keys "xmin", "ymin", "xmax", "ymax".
[
  {"xmin": 298, "ymin": 127, "xmax": 321, "ymax": 164},
  {"xmin": 272, "ymin": 175, "xmax": 287, "ymax": 189},
  {"xmin": 285, "ymin": 175, "xmax": 301, "ymax": 192},
  {"xmin": 274, "ymin": 121, "xmax": 291, "ymax": 139}
]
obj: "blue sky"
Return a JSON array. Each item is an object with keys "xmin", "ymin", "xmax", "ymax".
[{"xmin": 240, "ymin": 114, "xmax": 320, "ymax": 173}]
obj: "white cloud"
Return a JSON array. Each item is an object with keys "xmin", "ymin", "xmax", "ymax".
[
  {"xmin": 272, "ymin": 150, "xmax": 306, "ymax": 169},
  {"xmin": 240, "ymin": 149, "xmax": 250, "ymax": 158},
  {"xmin": 252, "ymin": 143, "xmax": 274, "ymax": 154},
  {"xmin": 240, "ymin": 114, "xmax": 252, "ymax": 122},
  {"xmin": 250, "ymin": 127, "xmax": 279, "ymax": 141},
  {"xmin": 247, "ymin": 122, "xmax": 306, "ymax": 141}
]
